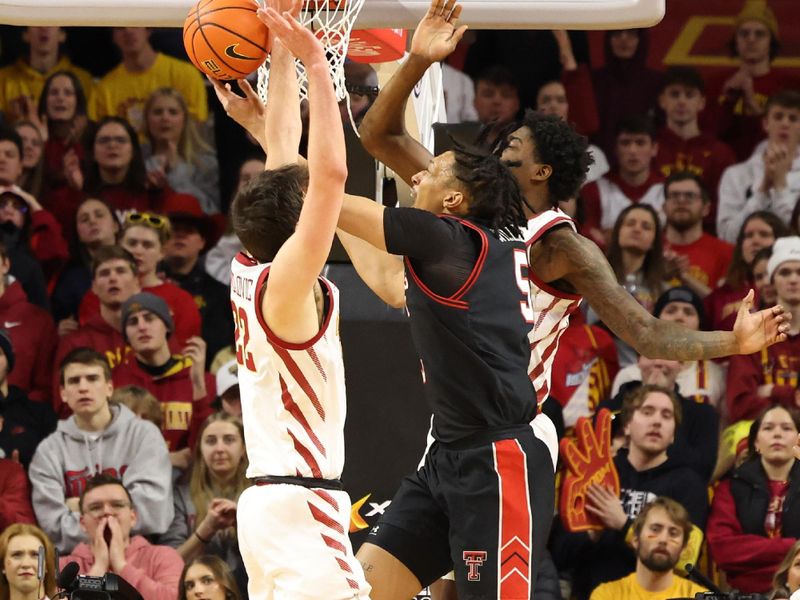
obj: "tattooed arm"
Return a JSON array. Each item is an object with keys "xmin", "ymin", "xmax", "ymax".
[{"xmin": 531, "ymin": 227, "xmax": 788, "ymax": 360}]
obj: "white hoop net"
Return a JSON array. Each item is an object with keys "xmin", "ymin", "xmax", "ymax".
[{"xmin": 256, "ymin": 0, "xmax": 367, "ymax": 105}]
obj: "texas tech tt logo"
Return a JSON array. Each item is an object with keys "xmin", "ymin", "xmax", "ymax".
[{"xmin": 463, "ymin": 551, "xmax": 488, "ymax": 581}]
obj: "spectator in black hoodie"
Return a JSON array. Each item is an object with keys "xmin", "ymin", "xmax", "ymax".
[
  {"xmin": 551, "ymin": 384, "xmax": 708, "ymax": 600},
  {"xmin": 600, "ymin": 354, "xmax": 719, "ymax": 483}
]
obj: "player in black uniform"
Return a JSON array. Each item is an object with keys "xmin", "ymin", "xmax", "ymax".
[{"xmin": 338, "ymin": 146, "xmax": 556, "ymax": 600}]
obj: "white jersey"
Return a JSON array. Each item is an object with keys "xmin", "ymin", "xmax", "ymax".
[
  {"xmin": 521, "ymin": 209, "xmax": 583, "ymax": 407},
  {"xmin": 230, "ymin": 253, "xmax": 346, "ymax": 480}
]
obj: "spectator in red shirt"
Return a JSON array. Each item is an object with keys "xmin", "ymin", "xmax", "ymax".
[
  {"xmin": 0, "ymin": 185, "xmax": 69, "ymax": 287},
  {"xmin": 707, "ymin": 0, "xmax": 798, "ymax": 161},
  {"xmin": 662, "ymin": 172, "xmax": 734, "ymax": 297},
  {"xmin": 37, "ymin": 70, "xmax": 91, "ymax": 239},
  {"xmin": 554, "ymin": 29, "xmax": 662, "ymax": 160},
  {"xmin": 581, "ymin": 115, "xmax": 664, "ymax": 248},
  {"xmin": 655, "ymin": 67, "xmax": 736, "ymax": 232},
  {"xmin": 707, "ymin": 405, "xmax": 800, "ymax": 595},
  {"xmin": 705, "ymin": 210, "xmax": 788, "ymax": 332},
  {"xmin": 0, "ymin": 328, "xmax": 58, "ymax": 467},
  {"xmin": 0, "ymin": 239, "xmax": 56, "ymax": 404},
  {"xmin": 727, "ymin": 236, "xmax": 800, "ymax": 424},
  {"xmin": 113, "ymin": 292, "xmax": 214, "ymax": 466},
  {"xmin": 78, "ymin": 117, "xmax": 178, "ymax": 220},
  {"xmin": 0, "ymin": 459, "xmax": 36, "ymax": 529},
  {"xmin": 53, "ymin": 246, "xmax": 140, "ymax": 415},
  {"xmin": 79, "ymin": 212, "xmax": 202, "ymax": 352}
]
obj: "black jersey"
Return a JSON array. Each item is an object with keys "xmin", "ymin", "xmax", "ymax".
[{"xmin": 385, "ymin": 210, "xmax": 536, "ymax": 443}]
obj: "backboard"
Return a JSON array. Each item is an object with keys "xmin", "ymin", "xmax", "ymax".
[{"xmin": 0, "ymin": 0, "xmax": 665, "ymax": 29}]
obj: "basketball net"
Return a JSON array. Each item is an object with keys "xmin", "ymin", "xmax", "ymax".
[{"xmin": 256, "ymin": 0, "xmax": 366, "ymax": 106}]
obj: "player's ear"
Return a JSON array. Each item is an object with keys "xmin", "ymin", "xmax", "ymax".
[
  {"xmin": 533, "ymin": 164, "xmax": 552, "ymax": 182},
  {"xmin": 443, "ymin": 190, "xmax": 465, "ymax": 211}
]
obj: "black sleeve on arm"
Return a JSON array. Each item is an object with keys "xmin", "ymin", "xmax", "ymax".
[{"xmin": 383, "ymin": 207, "xmax": 463, "ymax": 261}]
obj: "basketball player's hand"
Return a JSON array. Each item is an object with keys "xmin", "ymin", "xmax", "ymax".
[
  {"xmin": 258, "ymin": 2, "xmax": 326, "ymax": 68},
  {"xmin": 733, "ymin": 289, "xmax": 789, "ymax": 354},
  {"xmin": 410, "ymin": 0, "xmax": 468, "ymax": 64},
  {"xmin": 207, "ymin": 76, "xmax": 266, "ymax": 150}
]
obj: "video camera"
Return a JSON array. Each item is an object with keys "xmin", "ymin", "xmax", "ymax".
[{"xmin": 57, "ymin": 562, "xmax": 142, "ymax": 600}]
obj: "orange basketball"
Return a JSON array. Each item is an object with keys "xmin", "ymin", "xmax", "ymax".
[{"xmin": 183, "ymin": 0, "xmax": 270, "ymax": 81}]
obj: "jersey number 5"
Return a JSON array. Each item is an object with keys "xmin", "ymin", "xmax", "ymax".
[
  {"xmin": 231, "ymin": 301, "xmax": 256, "ymax": 372},
  {"xmin": 514, "ymin": 249, "xmax": 534, "ymax": 323}
]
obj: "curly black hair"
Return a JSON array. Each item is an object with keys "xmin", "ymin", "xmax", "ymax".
[
  {"xmin": 520, "ymin": 109, "xmax": 592, "ymax": 206},
  {"xmin": 451, "ymin": 144, "xmax": 527, "ymax": 239}
]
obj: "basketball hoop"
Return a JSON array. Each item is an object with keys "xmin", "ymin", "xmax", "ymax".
[{"xmin": 257, "ymin": 0, "xmax": 367, "ymax": 105}]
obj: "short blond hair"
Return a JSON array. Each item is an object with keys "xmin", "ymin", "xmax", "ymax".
[{"xmin": 112, "ymin": 385, "xmax": 162, "ymax": 428}]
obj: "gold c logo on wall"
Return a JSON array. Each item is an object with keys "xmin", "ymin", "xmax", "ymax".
[{"xmin": 664, "ymin": 15, "xmax": 800, "ymax": 67}]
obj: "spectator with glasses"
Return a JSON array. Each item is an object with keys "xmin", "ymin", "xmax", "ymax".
[
  {"xmin": 60, "ymin": 473, "xmax": 183, "ymax": 600},
  {"xmin": 661, "ymin": 172, "xmax": 734, "ymax": 298},
  {"xmin": 78, "ymin": 211, "xmax": 201, "ymax": 352},
  {"xmin": 79, "ymin": 117, "xmax": 179, "ymax": 220}
]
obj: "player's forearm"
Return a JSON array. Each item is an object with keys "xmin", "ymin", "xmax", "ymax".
[
  {"xmin": 265, "ymin": 41, "xmax": 302, "ymax": 169},
  {"xmin": 303, "ymin": 60, "xmax": 347, "ymax": 202},
  {"xmin": 359, "ymin": 54, "xmax": 431, "ymax": 144},
  {"xmin": 638, "ymin": 318, "xmax": 739, "ymax": 361},
  {"xmin": 337, "ymin": 229, "xmax": 405, "ymax": 308}
]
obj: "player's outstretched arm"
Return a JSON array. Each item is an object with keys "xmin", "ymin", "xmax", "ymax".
[
  {"xmin": 540, "ymin": 228, "xmax": 790, "ymax": 361},
  {"xmin": 259, "ymin": 4, "xmax": 347, "ymax": 328},
  {"xmin": 358, "ymin": 0, "xmax": 467, "ymax": 185},
  {"xmin": 208, "ymin": 77, "xmax": 267, "ymax": 153},
  {"xmin": 258, "ymin": 0, "xmax": 302, "ymax": 168}
]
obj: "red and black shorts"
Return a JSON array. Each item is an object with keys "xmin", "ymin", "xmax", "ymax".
[{"xmin": 366, "ymin": 424, "xmax": 555, "ymax": 600}]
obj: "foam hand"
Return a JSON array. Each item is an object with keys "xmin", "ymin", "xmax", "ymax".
[{"xmin": 559, "ymin": 408, "xmax": 620, "ymax": 532}]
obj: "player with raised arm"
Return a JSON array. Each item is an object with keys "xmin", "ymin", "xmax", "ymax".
[
  {"xmin": 223, "ymin": 1, "xmax": 370, "ymax": 598},
  {"xmin": 352, "ymin": 0, "xmax": 790, "ymax": 598}
]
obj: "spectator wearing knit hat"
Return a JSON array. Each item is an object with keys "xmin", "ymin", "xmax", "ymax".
[
  {"xmin": 112, "ymin": 293, "xmax": 214, "ymax": 469},
  {"xmin": 0, "ymin": 328, "xmax": 57, "ymax": 468},
  {"xmin": 161, "ymin": 195, "xmax": 233, "ymax": 368},
  {"xmin": 727, "ymin": 236, "xmax": 800, "ymax": 423},
  {"xmin": 611, "ymin": 286, "xmax": 726, "ymax": 409},
  {"xmin": 708, "ymin": 0, "xmax": 800, "ymax": 160}
]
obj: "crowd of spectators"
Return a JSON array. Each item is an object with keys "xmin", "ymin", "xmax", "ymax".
[{"xmin": 1, "ymin": 1, "xmax": 800, "ymax": 599}]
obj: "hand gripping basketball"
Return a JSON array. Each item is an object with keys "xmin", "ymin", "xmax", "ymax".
[{"xmin": 559, "ymin": 408, "xmax": 620, "ymax": 532}]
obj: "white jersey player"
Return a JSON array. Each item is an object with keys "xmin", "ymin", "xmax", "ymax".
[
  {"xmin": 521, "ymin": 208, "xmax": 583, "ymax": 407},
  {"xmin": 212, "ymin": 2, "xmax": 369, "ymax": 598}
]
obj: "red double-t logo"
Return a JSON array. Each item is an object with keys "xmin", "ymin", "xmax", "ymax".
[{"xmin": 462, "ymin": 551, "xmax": 488, "ymax": 581}]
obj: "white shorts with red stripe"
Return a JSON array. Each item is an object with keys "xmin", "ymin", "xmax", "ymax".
[{"xmin": 237, "ymin": 484, "xmax": 370, "ymax": 600}]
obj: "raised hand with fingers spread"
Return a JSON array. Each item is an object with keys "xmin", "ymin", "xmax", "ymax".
[{"xmin": 410, "ymin": 0, "xmax": 469, "ymax": 63}]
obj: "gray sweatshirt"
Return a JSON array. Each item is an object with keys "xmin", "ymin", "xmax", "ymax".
[{"xmin": 29, "ymin": 403, "xmax": 174, "ymax": 553}]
